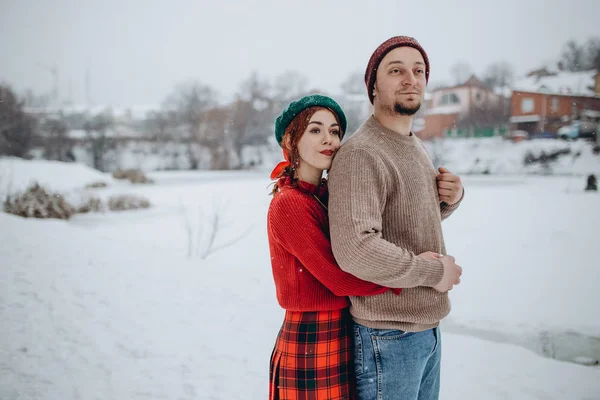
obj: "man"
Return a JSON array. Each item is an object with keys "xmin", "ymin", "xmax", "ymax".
[{"xmin": 328, "ymin": 36, "xmax": 464, "ymax": 400}]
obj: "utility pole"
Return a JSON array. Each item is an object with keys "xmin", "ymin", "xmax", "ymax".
[
  {"xmin": 36, "ymin": 62, "xmax": 59, "ymax": 106},
  {"xmin": 85, "ymin": 67, "xmax": 91, "ymax": 108}
]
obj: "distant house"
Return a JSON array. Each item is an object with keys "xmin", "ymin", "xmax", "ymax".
[
  {"xmin": 419, "ymin": 75, "xmax": 505, "ymax": 140},
  {"xmin": 509, "ymin": 69, "xmax": 600, "ymax": 135}
]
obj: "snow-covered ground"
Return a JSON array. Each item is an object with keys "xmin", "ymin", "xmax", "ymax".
[
  {"xmin": 424, "ymin": 137, "xmax": 600, "ymax": 176},
  {"xmin": 1, "ymin": 159, "xmax": 599, "ymax": 399},
  {"xmin": 0, "ymin": 157, "xmax": 114, "ymax": 196}
]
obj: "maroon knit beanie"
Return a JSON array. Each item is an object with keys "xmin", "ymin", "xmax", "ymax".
[{"xmin": 364, "ymin": 36, "xmax": 430, "ymax": 104}]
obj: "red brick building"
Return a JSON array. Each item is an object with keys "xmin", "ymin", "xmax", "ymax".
[
  {"xmin": 510, "ymin": 70, "xmax": 600, "ymax": 135},
  {"xmin": 419, "ymin": 76, "xmax": 504, "ymax": 140}
]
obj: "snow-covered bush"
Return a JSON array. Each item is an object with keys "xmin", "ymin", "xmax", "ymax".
[
  {"xmin": 84, "ymin": 181, "xmax": 109, "ymax": 189},
  {"xmin": 108, "ymin": 194, "xmax": 151, "ymax": 211},
  {"xmin": 112, "ymin": 169, "xmax": 154, "ymax": 184},
  {"xmin": 76, "ymin": 196, "xmax": 105, "ymax": 213},
  {"xmin": 3, "ymin": 183, "xmax": 75, "ymax": 219}
]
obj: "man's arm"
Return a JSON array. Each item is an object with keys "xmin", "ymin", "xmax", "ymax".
[
  {"xmin": 328, "ymin": 148, "xmax": 444, "ymax": 289},
  {"xmin": 414, "ymin": 138, "xmax": 464, "ymax": 220},
  {"xmin": 437, "ymin": 166, "xmax": 464, "ymax": 220}
]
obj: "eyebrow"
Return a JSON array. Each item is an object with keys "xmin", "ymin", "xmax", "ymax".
[
  {"xmin": 386, "ymin": 61, "xmax": 426, "ymax": 67},
  {"xmin": 308, "ymin": 121, "xmax": 340, "ymax": 127}
]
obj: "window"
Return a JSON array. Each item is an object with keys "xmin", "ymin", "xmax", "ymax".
[
  {"xmin": 475, "ymin": 92, "xmax": 481, "ymax": 102},
  {"xmin": 521, "ymin": 98, "xmax": 534, "ymax": 113},
  {"xmin": 440, "ymin": 93, "xmax": 460, "ymax": 106},
  {"xmin": 551, "ymin": 97, "xmax": 559, "ymax": 112}
]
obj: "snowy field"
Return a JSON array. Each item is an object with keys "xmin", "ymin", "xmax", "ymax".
[
  {"xmin": 423, "ymin": 137, "xmax": 600, "ymax": 176},
  {"xmin": 1, "ymin": 158, "xmax": 599, "ymax": 399}
]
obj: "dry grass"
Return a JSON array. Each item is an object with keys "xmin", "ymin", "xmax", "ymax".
[
  {"xmin": 84, "ymin": 181, "xmax": 109, "ymax": 189},
  {"xmin": 3, "ymin": 183, "xmax": 75, "ymax": 220},
  {"xmin": 77, "ymin": 196, "xmax": 105, "ymax": 213},
  {"xmin": 112, "ymin": 169, "xmax": 154, "ymax": 184},
  {"xmin": 108, "ymin": 194, "xmax": 151, "ymax": 211}
]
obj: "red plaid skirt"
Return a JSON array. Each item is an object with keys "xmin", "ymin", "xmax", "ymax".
[{"xmin": 269, "ymin": 308, "xmax": 357, "ymax": 400}]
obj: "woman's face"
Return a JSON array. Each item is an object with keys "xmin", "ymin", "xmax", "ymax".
[{"xmin": 295, "ymin": 109, "xmax": 342, "ymax": 180}]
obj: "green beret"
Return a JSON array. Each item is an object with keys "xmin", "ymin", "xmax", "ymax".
[{"xmin": 274, "ymin": 94, "xmax": 347, "ymax": 146}]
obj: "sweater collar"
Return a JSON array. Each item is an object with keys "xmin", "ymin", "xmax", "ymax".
[
  {"xmin": 277, "ymin": 176, "xmax": 328, "ymax": 197},
  {"xmin": 365, "ymin": 115, "xmax": 418, "ymax": 145}
]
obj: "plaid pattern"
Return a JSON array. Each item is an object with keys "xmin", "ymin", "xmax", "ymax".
[{"xmin": 269, "ymin": 309, "xmax": 357, "ymax": 400}]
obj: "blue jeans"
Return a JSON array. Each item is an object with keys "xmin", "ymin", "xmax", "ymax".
[{"xmin": 353, "ymin": 324, "xmax": 441, "ymax": 400}]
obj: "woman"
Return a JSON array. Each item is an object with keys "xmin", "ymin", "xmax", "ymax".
[{"xmin": 267, "ymin": 95, "xmax": 400, "ymax": 399}]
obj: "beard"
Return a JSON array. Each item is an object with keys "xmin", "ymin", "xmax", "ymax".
[{"xmin": 394, "ymin": 101, "xmax": 421, "ymax": 116}]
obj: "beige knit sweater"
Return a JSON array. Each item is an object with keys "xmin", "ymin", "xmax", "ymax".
[{"xmin": 328, "ymin": 115, "xmax": 463, "ymax": 332}]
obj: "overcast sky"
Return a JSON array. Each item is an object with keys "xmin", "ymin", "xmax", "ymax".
[{"xmin": 1, "ymin": 0, "xmax": 598, "ymax": 107}]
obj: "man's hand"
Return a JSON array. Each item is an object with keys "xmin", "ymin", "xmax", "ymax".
[
  {"xmin": 432, "ymin": 255, "xmax": 462, "ymax": 292},
  {"xmin": 418, "ymin": 251, "xmax": 442, "ymax": 260},
  {"xmin": 436, "ymin": 167, "xmax": 463, "ymax": 205}
]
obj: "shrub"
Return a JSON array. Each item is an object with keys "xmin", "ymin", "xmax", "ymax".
[
  {"xmin": 112, "ymin": 169, "xmax": 154, "ymax": 184},
  {"xmin": 76, "ymin": 196, "xmax": 105, "ymax": 213},
  {"xmin": 84, "ymin": 181, "xmax": 109, "ymax": 189},
  {"xmin": 108, "ymin": 194, "xmax": 151, "ymax": 211},
  {"xmin": 3, "ymin": 183, "xmax": 75, "ymax": 219}
]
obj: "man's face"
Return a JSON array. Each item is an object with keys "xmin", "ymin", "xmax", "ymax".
[{"xmin": 373, "ymin": 46, "xmax": 427, "ymax": 116}]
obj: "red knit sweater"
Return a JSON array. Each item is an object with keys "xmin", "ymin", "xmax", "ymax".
[{"xmin": 267, "ymin": 177, "xmax": 398, "ymax": 311}]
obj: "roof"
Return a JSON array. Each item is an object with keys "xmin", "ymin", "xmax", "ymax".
[
  {"xmin": 24, "ymin": 104, "xmax": 161, "ymax": 119},
  {"xmin": 430, "ymin": 74, "xmax": 493, "ymax": 93},
  {"xmin": 512, "ymin": 69, "xmax": 597, "ymax": 97}
]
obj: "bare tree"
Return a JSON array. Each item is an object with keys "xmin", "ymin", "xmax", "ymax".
[
  {"xmin": 483, "ymin": 62, "xmax": 515, "ymax": 89},
  {"xmin": 163, "ymin": 81, "xmax": 217, "ymax": 169},
  {"xmin": 228, "ymin": 97, "xmax": 255, "ymax": 165},
  {"xmin": 144, "ymin": 110, "xmax": 173, "ymax": 140},
  {"xmin": 41, "ymin": 116, "xmax": 72, "ymax": 161},
  {"xmin": 339, "ymin": 71, "xmax": 370, "ymax": 137},
  {"xmin": 273, "ymin": 70, "xmax": 309, "ymax": 104},
  {"xmin": 340, "ymin": 71, "xmax": 364, "ymax": 95},
  {"xmin": 561, "ymin": 40, "xmax": 587, "ymax": 72},
  {"xmin": 23, "ymin": 89, "xmax": 51, "ymax": 108},
  {"xmin": 584, "ymin": 37, "xmax": 600, "ymax": 71},
  {"xmin": 456, "ymin": 98, "xmax": 508, "ymax": 134},
  {"xmin": 0, "ymin": 85, "xmax": 37, "ymax": 158},
  {"xmin": 557, "ymin": 37, "xmax": 600, "ymax": 72},
  {"xmin": 198, "ymin": 106, "xmax": 231, "ymax": 170},
  {"xmin": 450, "ymin": 62, "xmax": 473, "ymax": 85},
  {"xmin": 240, "ymin": 71, "xmax": 272, "ymax": 105},
  {"xmin": 84, "ymin": 112, "xmax": 114, "ymax": 171},
  {"xmin": 227, "ymin": 72, "xmax": 277, "ymax": 167}
]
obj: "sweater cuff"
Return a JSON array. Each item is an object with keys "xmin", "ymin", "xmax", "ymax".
[
  {"xmin": 421, "ymin": 258, "xmax": 445, "ymax": 287},
  {"xmin": 441, "ymin": 187, "xmax": 465, "ymax": 216}
]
